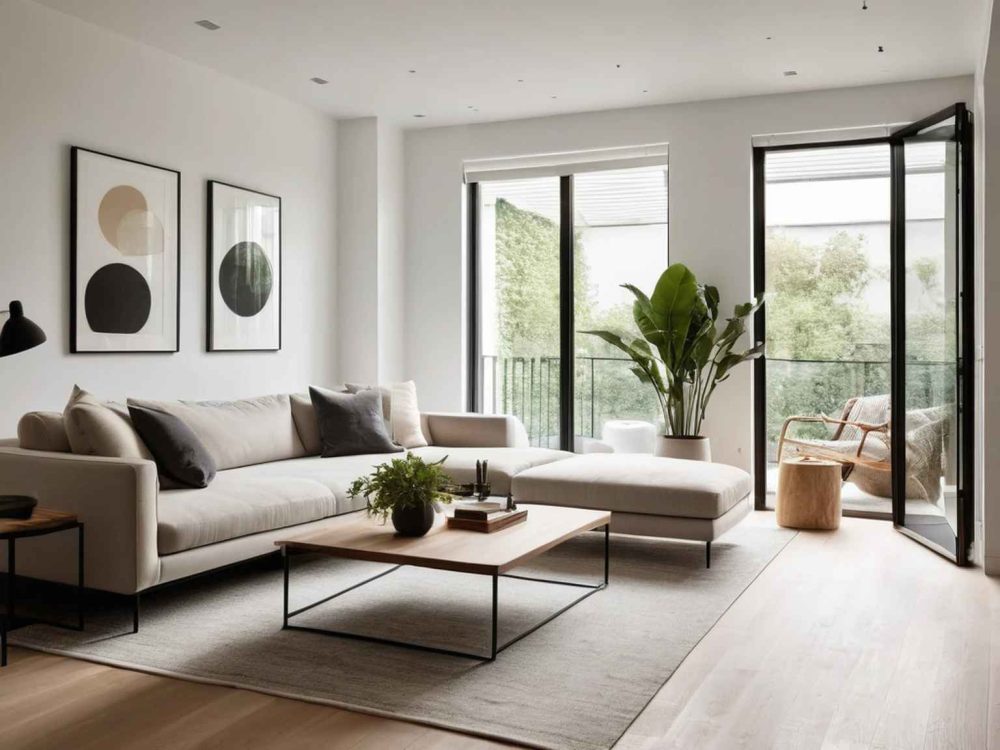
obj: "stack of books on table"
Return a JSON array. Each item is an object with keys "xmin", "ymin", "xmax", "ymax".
[{"xmin": 447, "ymin": 501, "xmax": 528, "ymax": 533}]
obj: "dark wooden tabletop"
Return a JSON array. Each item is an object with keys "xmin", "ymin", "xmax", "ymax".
[{"xmin": 0, "ymin": 509, "xmax": 79, "ymax": 540}]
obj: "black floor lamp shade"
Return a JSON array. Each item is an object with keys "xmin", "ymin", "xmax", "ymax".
[{"xmin": 0, "ymin": 300, "xmax": 47, "ymax": 357}]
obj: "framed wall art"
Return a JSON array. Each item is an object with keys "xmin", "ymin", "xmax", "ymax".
[
  {"xmin": 71, "ymin": 147, "xmax": 180, "ymax": 353},
  {"xmin": 207, "ymin": 181, "xmax": 281, "ymax": 351}
]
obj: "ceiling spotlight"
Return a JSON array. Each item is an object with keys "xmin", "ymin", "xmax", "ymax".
[
  {"xmin": 517, "ymin": 79, "xmax": 524, "ymax": 83},
  {"xmin": 642, "ymin": 89, "xmax": 648, "ymax": 93},
  {"xmin": 413, "ymin": 114, "xmax": 426, "ymax": 118},
  {"xmin": 877, "ymin": 45, "xmax": 884, "ymax": 52},
  {"xmin": 195, "ymin": 19, "xmax": 220, "ymax": 30},
  {"xmin": 408, "ymin": 69, "xmax": 416, "ymax": 74},
  {"xmin": 310, "ymin": 77, "xmax": 329, "ymax": 85},
  {"xmin": 766, "ymin": 36, "xmax": 773, "ymax": 40},
  {"xmin": 616, "ymin": 64, "xmax": 621, "ymax": 69},
  {"xmin": 862, "ymin": 0, "xmax": 868, "ymax": 9},
  {"xmin": 783, "ymin": 70, "xmax": 798, "ymax": 77},
  {"xmin": 551, "ymin": 95, "xmax": 558, "ymax": 99}
]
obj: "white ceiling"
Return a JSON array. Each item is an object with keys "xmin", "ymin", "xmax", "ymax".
[{"xmin": 36, "ymin": 0, "xmax": 988, "ymax": 128}]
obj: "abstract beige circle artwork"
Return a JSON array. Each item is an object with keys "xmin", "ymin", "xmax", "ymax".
[{"xmin": 98, "ymin": 184, "xmax": 164, "ymax": 256}]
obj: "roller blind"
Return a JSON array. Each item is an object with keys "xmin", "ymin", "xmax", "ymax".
[
  {"xmin": 463, "ymin": 143, "xmax": 669, "ymax": 183},
  {"xmin": 750, "ymin": 123, "xmax": 906, "ymax": 148}
]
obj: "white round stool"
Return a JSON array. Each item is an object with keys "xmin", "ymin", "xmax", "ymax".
[{"xmin": 601, "ymin": 420, "xmax": 657, "ymax": 454}]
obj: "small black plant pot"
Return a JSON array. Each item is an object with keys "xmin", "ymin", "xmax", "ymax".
[
  {"xmin": 0, "ymin": 495, "xmax": 37, "ymax": 519},
  {"xmin": 391, "ymin": 504, "xmax": 435, "ymax": 537}
]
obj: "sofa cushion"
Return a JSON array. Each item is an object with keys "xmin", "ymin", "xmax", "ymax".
[
  {"xmin": 230, "ymin": 453, "xmax": 398, "ymax": 511},
  {"xmin": 128, "ymin": 402, "xmax": 217, "ymax": 489},
  {"xmin": 157, "ymin": 473, "xmax": 337, "ymax": 554},
  {"xmin": 390, "ymin": 381, "xmax": 428, "ymax": 449},
  {"xmin": 129, "ymin": 394, "xmax": 306, "ymax": 470},
  {"xmin": 17, "ymin": 411, "xmax": 71, "ymax": 452},
  {"xmin": 310, "ymin": 386, "xmax": 402, "ymax": 458},
  {"xmin": 291, "ymin": 388, "xmax": 347, "ymax": 456},
  {"xmin": 511, "ymin": 454, "xmax": 752, "ymax": 520},
  {"xmin": 410, "ymin": 446, "xmax": 572, "ymax": 495},
  {"xmin": 63, "ymin": 386, "xmax": 152, "ymax": 460}
]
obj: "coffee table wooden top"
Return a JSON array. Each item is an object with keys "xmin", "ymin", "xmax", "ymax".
[{"xmin": 275, "ymin": 504, "xmax": 609, "ymax": 575}]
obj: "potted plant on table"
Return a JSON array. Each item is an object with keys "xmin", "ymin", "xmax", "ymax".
[
  {"xmin": 348, "ymin": 453, "xmax": 454, "ymax": 537},
  {"xmin": 582, "ymin": 263, "xmax": 763, "ymax": 461}
]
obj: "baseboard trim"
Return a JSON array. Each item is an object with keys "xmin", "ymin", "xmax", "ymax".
[{"xmin": 985, "ymin": 554, "xmax": 1000, "ymax": 576}]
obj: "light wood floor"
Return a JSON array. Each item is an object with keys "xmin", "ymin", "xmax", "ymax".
[{"xmin": 2, "ymin": 513, "xmax": 998, "ymax": 749}]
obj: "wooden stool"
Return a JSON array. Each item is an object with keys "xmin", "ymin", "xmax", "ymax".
[{"xmin": 776, "ymin": 457, "xmax": 842, "ymax": 530}]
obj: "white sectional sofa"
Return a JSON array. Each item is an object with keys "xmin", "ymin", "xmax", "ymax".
[
  {"xmin": 0, "ymin": 391, "xmax": 752, "ymax": 628},
  {"xmin": 0, "ymin": 396, "xmax": 568, "ymax": 607}
]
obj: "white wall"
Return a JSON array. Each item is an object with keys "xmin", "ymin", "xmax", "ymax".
[
  {"xmin": 0, "ymin": 0, "xmax": 339, "ymax": 432},
  {"xmin": 977, "ymin": 0, "xmax": 999, "ymax": 575},
  {"xmin": 404, "ymin": 76, "xmax": 973, "ymax": 474},
  {"xmin": 336, "ymin": 116, "xmax": 406, "ymax": 384},
  {"xmin": 336, "ymin": 118, "xmax": 379, "ymax": 383}
]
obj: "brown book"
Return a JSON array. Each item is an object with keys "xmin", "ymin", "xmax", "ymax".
[{"xmin": 447, "ymin": 509, "xmax": 528, "ymax": 533}]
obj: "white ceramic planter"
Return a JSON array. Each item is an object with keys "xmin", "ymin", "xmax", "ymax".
[{"xmin": 655, "ymin": 435, "xmax": 712, "ymax": 462}]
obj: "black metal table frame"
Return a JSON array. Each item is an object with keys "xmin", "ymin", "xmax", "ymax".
[
  {"xmin": 1, "ymin": 521, "xmax": 85, "ymax": 667},
  {"xmin": 282, "ymin": 523, "xmax": 609, "ymax": 661}
]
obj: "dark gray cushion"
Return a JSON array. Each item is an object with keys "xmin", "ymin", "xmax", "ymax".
[
  {"xmin": 309, "ymin": 386, "xmax": 402, "ymax": 458},
  {"xmin": 127, "ymin": 402, "xmax": 217, "ymax": 489}
]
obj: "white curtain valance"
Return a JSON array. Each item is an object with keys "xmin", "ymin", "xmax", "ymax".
[{"xmin": 463, "ymin": 143, "xmax": 669, "ymax": 183}]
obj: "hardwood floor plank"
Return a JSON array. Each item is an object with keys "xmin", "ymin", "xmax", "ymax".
[{"xmin": 2, "ymin": 514, "xmax": 997, "ymax": 750}]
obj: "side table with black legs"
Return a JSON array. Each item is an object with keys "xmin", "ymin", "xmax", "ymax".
[{"xmin": 1, "ymin": 509, "xmax": 84, "ymax": 667}]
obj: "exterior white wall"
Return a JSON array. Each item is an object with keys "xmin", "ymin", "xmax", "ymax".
[
  {"xmin": 404, "ymin": 76, "xmax": 973, "ymax": 475},
  {"xmin": 0, "ymin": 0, "xmax": 339, "ymax": 432}
]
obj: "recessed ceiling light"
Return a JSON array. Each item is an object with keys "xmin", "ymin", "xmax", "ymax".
[
  {"xmin": 783, "ymin": 70, "xmax": 798, "ymax": 77},
  {"xmin": 616, "ymin": 64, "xmax": 621, "ymax": 69},
  {"xmin": 517, "ymin": 79, "xmax": 524, "ymax": 83},
  {"xmin": 877, "ymin": 45, "xmax": 884, "ymax": 52},
  {"xmin": 413, "ymin": 114, "xmax": 426, "ymax": 118},
  {"xmin": 310, "ymin": 77, "xmax": 329, "ymax": 85},
  {"xmin": 551, "ymin": 95, "xmax": 558, "ymax": 99},
  {"xmin": 195, "ymin": 19, "xmax": 221, "ymax": 30},
  {"xmin": 642, "ymin": 89, "xmax": 648, "ymax": 93},
  {"xmin": 409, "ymin": 69, "xmax": 416, "ymax": 74},
  {"xmin": 766, "ymin": 36, "xmax": 773, "ymax": 40}
]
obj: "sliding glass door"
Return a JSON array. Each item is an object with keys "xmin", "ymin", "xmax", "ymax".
[{"xmin": 890, "ymin": 105, "xmax": 974, "ymax": 564}]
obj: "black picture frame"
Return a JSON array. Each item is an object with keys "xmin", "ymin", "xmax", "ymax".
[
  {"xmin": 70, "ymin": 146, "xmax": 181, "ymax": 353},
  {"xmin": 206, "ymin": 180, "xmax": 282, "ymax": 352}
]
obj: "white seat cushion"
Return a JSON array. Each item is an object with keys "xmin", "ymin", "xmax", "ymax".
[
  {"xmin": 410, "ymin": 446, "xmax": 572, "ymax": 494},
  {"xmin": 511, "ymin": 454, "xmax": 752, "ymax": 520},
  {"xmin": 158, "ymin": 473, "xmax": 336, "ymax": 554}
]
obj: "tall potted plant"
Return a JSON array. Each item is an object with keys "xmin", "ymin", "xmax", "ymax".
[{"xmin": 582, "ymin": 263, "xmax": 763, "ymax": 461}]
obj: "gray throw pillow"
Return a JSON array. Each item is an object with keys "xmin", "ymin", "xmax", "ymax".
[
  {"xmin": 309, "ymin": 386, "xmax": 402, "ymax": 458},
  {"xmin": 127, "ymin": 402, "xmax": 217, "ymax": 489}
]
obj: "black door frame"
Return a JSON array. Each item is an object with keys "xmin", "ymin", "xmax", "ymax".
[
  {"xmin": 751, "ymin": 136, "xmax": 893, "ymax": 516},
  {"xmin": 889, "ymin": 103, "xmax": 975, "ymax": 565}
]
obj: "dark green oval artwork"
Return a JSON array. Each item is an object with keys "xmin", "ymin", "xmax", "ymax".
[{"xmin": 219, "ymin": 241, "xmax": 273, "ymax": 317}]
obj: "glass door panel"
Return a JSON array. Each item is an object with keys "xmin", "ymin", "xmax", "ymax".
[
  {"xmin": 477, "ymin": 177, "xmax": 562, "ymax": 448},
  {"xmin": 572, "ymin": 166, "xmax": 668, "ymax": 453},
  {"xmin": 759, "ymin": 143, "xmax": 893, "ymax": 515},
  {"xmin": 892, "ymin": 107, "xmax": 972, "ymax": 563}
]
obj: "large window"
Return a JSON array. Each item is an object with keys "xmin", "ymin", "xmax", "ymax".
[{"xmin": 470, "ymin": 161, "xmax": 668, "ymax": 450}]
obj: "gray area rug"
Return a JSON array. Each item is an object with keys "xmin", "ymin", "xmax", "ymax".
[{"xmin": 13, "ymin": 523, "xmax": 794, "ymax": 750}]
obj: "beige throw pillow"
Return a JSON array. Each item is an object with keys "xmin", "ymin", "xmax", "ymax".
[
  {"xmin": 390, "ymin": 381, "xmax": 428, "ymax": 449},
  {"xmin": 63, "ymin": 385, "xmax": 152, "ymax": 460},
  {"xmin": 17, "ymin": 411, "xmax": 71, "ymax": 452}
]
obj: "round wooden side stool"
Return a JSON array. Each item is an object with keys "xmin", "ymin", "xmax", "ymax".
[{"xmin": 775, "ymin": 457, "xmax": 842, "ymax": 530}]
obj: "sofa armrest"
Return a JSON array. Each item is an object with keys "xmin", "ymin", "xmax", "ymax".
[
  {"xmin": 421, "ymin": 412, "xmax": 529, "ymax": 448},
  {"xmin": 0, "ymin": 447, "xmax": 159, "ymax": 594}
]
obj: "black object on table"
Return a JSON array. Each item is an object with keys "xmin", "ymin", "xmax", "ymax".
[{"xmin": 1, "ymin": 509, "xmax": 84, "ymax": 667}]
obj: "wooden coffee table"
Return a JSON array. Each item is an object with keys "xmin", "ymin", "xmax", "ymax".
[{"xmin": 275, "ymin": 504, "xmax": 610, "ymax": 661}]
